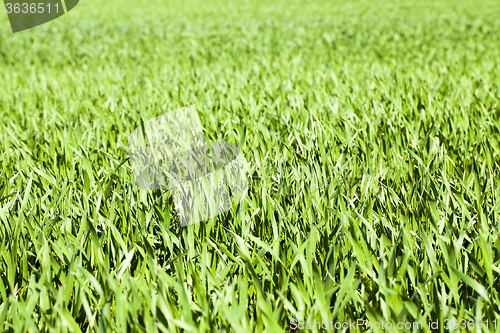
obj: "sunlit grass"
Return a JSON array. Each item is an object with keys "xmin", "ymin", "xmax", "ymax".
[{"xmin": 1, "ymin": 0, "xmax": 500, "ymax": 331}]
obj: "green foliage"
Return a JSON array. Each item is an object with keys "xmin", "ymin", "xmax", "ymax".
[{"xmin": 1, "ymin": 0, "xmax": 500, "ymax": 331}]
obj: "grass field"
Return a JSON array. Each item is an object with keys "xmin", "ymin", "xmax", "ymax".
[{"xmin": 1, "ymin": 0, "xmax": 500, "ymax": 331}]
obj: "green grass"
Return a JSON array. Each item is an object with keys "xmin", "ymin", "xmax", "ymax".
[{"xmin": 1, "ymin": 0, "xmax": 500, "ymax": 331}]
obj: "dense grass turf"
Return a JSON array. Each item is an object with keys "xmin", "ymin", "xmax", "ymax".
[{"xmin": 1, "ymin": 0, "xmax": 500, "ymax": 331}]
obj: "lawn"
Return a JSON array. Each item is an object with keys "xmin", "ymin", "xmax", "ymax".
[{"xmin": 1, "ymin": 0, "xmax": 500, "ymax": 331}]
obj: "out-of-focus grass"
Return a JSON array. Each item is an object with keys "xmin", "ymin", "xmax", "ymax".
[{"xmin": 1, "ymin": 0, "xmax": 500, "ymax": 331}]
